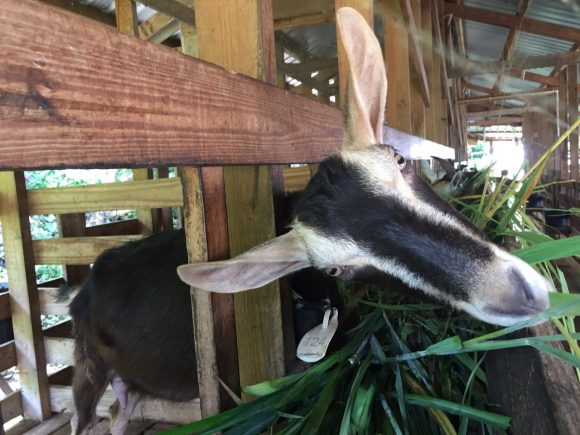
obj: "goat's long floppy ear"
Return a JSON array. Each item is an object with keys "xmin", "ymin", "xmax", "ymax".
[
  {"xmin": 177, "ymin": 230, "xmax": 311, "ymax": 293},
  {"xmin": 336, "ymin": 7, "xmax": 387, "ymax": 148}
]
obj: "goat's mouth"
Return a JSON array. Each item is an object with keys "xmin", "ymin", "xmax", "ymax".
[{"xmin": 457, "ymin": 301, "xmax": 549, "ymax": 327}]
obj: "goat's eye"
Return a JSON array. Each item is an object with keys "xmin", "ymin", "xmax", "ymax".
[
  {"xmin": 395, "ymin": 153, "xmax": 406, "ymax": 170},
  {"xmin": 325, "ymin": 266, "xmax": 344, "ymax": 277}
]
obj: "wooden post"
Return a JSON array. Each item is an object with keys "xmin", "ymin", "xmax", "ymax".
[
  {"xmin": 115, "ymin": 0, "xmax": 155, "ymax": 233},
  {"xmin": 177, "ymin": 2, "xmax": 237, "ymax": 415},
  {"xmin": 194, "ymin": 0, "xmax": 285, "ymax": 398},
  {"xmin": 421, "ymin": 0, "xmax": 436, "ymax": 141},
  {"xmin": 384, "ymin": 0, "xmax": 411, "ymax": 132},
  {"xmin": 568, "ymin": 64, "xmax": 579, "ymax": 181},
  {"xmin": 0, "ymin": 172, "xmax": 51, "ymax": 421},
  {"xmin": 558, "ymin": 69, "xmax": 569, "ymax": 180},
  {"xmin": 58, "ymin": 214, "xmax": 90, "ymax": 286},
  {"xmin": 409, "ymin": 0, "xmax": 426, "ymax": 138},
  {"xmin": 336, "ymin": 0, "xmax": 374, "ymax": 105},
  {"xmin": 431, "ymin": 1, "xmax": 445, "ymax": 144}
]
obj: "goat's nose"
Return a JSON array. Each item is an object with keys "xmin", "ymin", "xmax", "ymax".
[{"xmin": 508, "ymin": 267, "xmax": 550, "ymax": 314}]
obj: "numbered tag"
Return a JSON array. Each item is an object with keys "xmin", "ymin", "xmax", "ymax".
[{"xmin": 297, "ymin": 308, "xmax": 338, "ymax": 363}]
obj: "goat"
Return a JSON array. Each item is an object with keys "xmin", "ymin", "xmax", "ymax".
[{"xmin": 71, "ymin": 8, "xmax": 551, "ymax": 434}]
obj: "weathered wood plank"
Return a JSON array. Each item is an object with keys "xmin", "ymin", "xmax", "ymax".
[
  {"xmin": 44, "ymin": 337, "xmax": 74, "ymax": 367},
  {"xmin": 1, "ymin": 392, "xmax": 23, "ymax": 424},
  {"xmin": 444, "ymin": 3, "xmax": 580, "ymax": 43},
  {"xmin": 194, "ymin": 0, "xmax": 284, "ymax": 402},
  {"xmin": 32, "ymin": 235, "xmax": 142, "ymax": 265},
  {"xmin": 0, "ymin": 293, "xmax": 11, "ymax": 321},
  {"xmin": 283, "ymin": 166, "xmax": 311, "ymax": 192},
  {"xmin": 0, "ymin": 172, "xmax": 51, "ymax": 420},
  {"xmin": 24, "ymin": 412, "xmax": 72, "ymax": 435},
  {"xmin": 421, "ymin": 0, "xmax": 436, "ymax": 141},
  {"xmin": 0, "ymin": 0, "xmax": 342, "ymax": 169},
  {"xmin": 27, "ymin": 178, "xmax": 183, "ymax": 217},
  {"xmin": 38, "ymin": 288, "xmax": 70, "ymax": 316},
  {"xmin": 384, "ymin": 0, "xmax": 412, "ymax": 133},
  {"xmin": 49, "ymin": 386, "xmax": 201, "ymax": 424},
  {"xmin": 0, "ymin": 342, "xmax": 17, "ymax": 372},
  {"xmin": 407, "ymin": 0, "xmax": 426, "ymax": 138}
]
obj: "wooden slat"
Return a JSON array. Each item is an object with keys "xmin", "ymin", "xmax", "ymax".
[
  {"xmin": 84, "ymin": 219, "xmax": 144, "ymax": 237},
  {"xmin": 24, "ymin": 412, "xmax": 71, "ymax": 435},
  {"xmin": 408, "ymin": 0, "xmax": 426, "ymax": 138},
  {"xmin": 459, "ymin": 89, "xmax": 557, "ymax": 104},
  {"xmin": 444, "ymin": 3, "xmax": 580, "ymax": 43},
  {"xmin": 38, "ymin": 289, "xmax": 70, "ymax": 316},
  {"xmin": 194, "ymin": 0, "xmax": 285, "ymax": 403},
  {"xmin": 421, "ymin": 0, "xmax": 436, "ymax": 141},
  {"xmin": 0, "ymin": 0, "xmax": 342, "ymax": 170},
  {"xmin": 283, "ymin": 166, "xmax": 311, "ymax": 192},
  {"xmin": 49, "ymin": 385, "xmax": 200, "ymax": 424},
  {"xmin": 138, "ymin": 12, "xmax": 179, "ymax": 43},
  {"xmin": 449, "ymin": 51, "xmax": 580, "ymax": 78},
  {"xmin": 44, "ymin": 338, "xmax": 74, "ymax": 367},
  {"xmin": 0, "ymin": 293, "xmax": 11, "ymax": 321},
  {"xmin": 0, "ymin": 342, "xmax": 17, "ymax": 372},
  {"xmin": 400, "ymin": 0, "xmax": 429, "ymax": 107},
  {"xmin": 0, "ymin": 172, "xmax": 51, "ymax": 420},
  {"xmin": 1, "ymin": 392, "xmax": 23, "ymax": 424},
  {"xmin": 568, "ymin": 64, "xmax": 578, "ymax": 182},
  {"xmin": 32, "ymin": 235, "xmax": 142, "ymax": 265},
  {"xmin": 27, "ymin": 178, "xmax": 183, "ymax": 216},
  {"xmin": 384, "ymin": 0, "xmax": 411, "ymax": 133},
  {"xmin": 38, "ymin": 0, "xmax": 116, "ymax": 26}
]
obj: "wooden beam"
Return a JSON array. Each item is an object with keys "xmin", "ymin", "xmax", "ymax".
[
  {"xmin": 274, "ymin": 11, "xmax": 334, "ymax": 29},
  {"xmin": 32, "ymin": 235, "xmax": 142, "ymax": 265},
  {"xmin": 139, "ymin": 12, "xmax": 180, "ymax": 43},
  {"xmin": 138, "ymin": 0, "xmax": 195, "ymax": 25},
  {"xmin": 421, "ymin": 0, "xmax": 436, "ymax": 140},
  {"xmin": 460, "ymin": 89, "xmax": 557, "ymax": 104},
  {"xmin": 27, "ymin": 178, "xmax": 183, "ymax": 215},
  {"xmin": 384, "ymin": 0, "xmax": 412, "ymax": 133},
  {"xmin": 492, "ymin": 0, "xmax": 530, "ymax": 92},
  {"xmin": 449, "ymin": 50, "xmax": 580, "ymax": 78},
  {"xmin": 0, "ymin": 342, "xmax": 17, "ymax": 372},
  {"xmin": 194, "ymin": 0, "xmax": 284, "ymax": 406},
  {"xmin": 467, "ymin": 117, "xmax": 523, "ymax": 126},
  {"xmin": 408, "ymin": 0, "xmax": 426, "ymax": 137},
  {"xmin": 277, "ymin": 58, "xmax": 338, "ymax": 75},
  {"xmin": 38, "ymin": 0, "xmax": 115, "ymax": 25},
  {"xmin": 1, "ymin": 392, "xmax": 23, "ymax": 424},
  {"xmin": 0, "ymin": 0, "xmax": 342, "ymax": 170},
  {"xmin": 444, "ymin": 3, "xmax": 580, "ymax": 44},
  {"xmin": 465, "ymin": 107, "xmax": 527, "ymax": 118},
  {"xmin": 400, "ymin": 0, "xmax": 430, "ymax": 106},
  {"xmin": 568, "ymin": 64, "xmax": 579, "ymax": 181},
  {"xmin": 0, "ymin": 172, "xmax": 51, "ymax": 420}
]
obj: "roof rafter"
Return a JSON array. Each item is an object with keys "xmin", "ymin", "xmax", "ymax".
[{"xmin": 444, "ymin": 2, "xmax": 580, "ymax": 43}]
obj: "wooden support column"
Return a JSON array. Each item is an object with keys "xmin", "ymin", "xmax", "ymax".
[
  {"xmin": 58, "ymin": 214, "xmax": 90, "ymax": 286},
  {"xmin": 432, "ymin": 0, "xmax": 447, "ymax": 145},
  {"xmin": 408, "ymin": 0, "xmax": 426, "ymax": 138},
  {"xmin": 569, "ymin": 64, "xmax": 579, "ymax": 181},
  {"xmin": 336, "ymin": 0, "xmax": 374, "ymax": 105},
  {"xmin": 115, "ymin": 0, "xmax": 154, "ymax": 232},
  {"xmin": 559, "ymin": 69, "xmax": 569, "ymax": 180},
  {"xmin": 194, "ymin": 0, "xmax": 284, "ymax": 399},
  {"xmin": 421, "ymin": 0, "xmax": 436, "ymax": 141},
  {"xmin": 384, "ymin": 0, "xmax": 411, "ymax": 132},
  {"xmin": 0, "ymin": 172, "xmax": 50, "ymax": 421}
]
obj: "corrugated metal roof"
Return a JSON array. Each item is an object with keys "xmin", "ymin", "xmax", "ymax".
[
  {"xmin": 512, "ymin": 31, "xmax": 574, "ymax": 59},
  {"xmin": 465, "ymin": 21, "xmax": 510, "ymax": 59},
  {"xmin": 525, "ymin": 0, "xmax": 580, "ymax": 29},
  {"xmin": 499, "ymin": 76, "xmax": 541, "ymax": 93},
  {"xmin": 463, "ymin": 0, "xmax": 519, "ymax": 15}
]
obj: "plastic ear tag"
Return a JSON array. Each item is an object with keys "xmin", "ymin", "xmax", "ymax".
[{"xmin": 297, "ymin": 308, "xmax": 338, "ymax": 363}]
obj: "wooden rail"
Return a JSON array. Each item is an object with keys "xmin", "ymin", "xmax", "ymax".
[{"xmin": 27, "ymin": 179, "xmax": 183, "ymax": 215}]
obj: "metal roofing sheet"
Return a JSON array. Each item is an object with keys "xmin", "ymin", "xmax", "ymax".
[
  {"xmin": 465, "ymin": 21, "xmax": 510, "ymax": 59},
  {"xmin": 512, "ymin": 31, "xmax": 574, "ymax": 59},
  {"xmin": 525, "ymin": 0, "xmax": 580, "ymax": 29},
  {"xmin": 463, "ymin": 0, "xmax": 519, "ymax": 15}
]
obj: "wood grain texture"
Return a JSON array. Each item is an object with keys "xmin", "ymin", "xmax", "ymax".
[
  {"xmin": 32, "ymin": 235, "xmax": 143, "ymax": 265},
  {"xmin": 384, "ymin": 0, "xmax": 411, "ymax": 133},
  {"xmin": 58, "ymin": 213, "xmax": 90, "ymax": 287},
  {"xmin": 407, "ymin": 0, "xmax": 425, "ymax": 138},
  {"xmin": 0, "ymin": 342, "xmax": 17, "ymax": 372},
  {"xmin": 1, "ymin": 392, "xmax": 23, "ymax": 424},
  {"xmin": 0, "ymin": 293, "xmax": 11, "ymax": 321},
  {"xmin": 421, "ymin": 0, "xmax": 436, "ymax": 141},
  {"xmin": 49, "ymin": 385, "xmax": 200, "ymax": 424},
  {"xmin": 0, "ymin": 172, "xmax": 51, "ymax": 420},
  {"xmin": 0, "ymin": 0, "xmax": 341, "ymax": 170},
  {"xmin": 27, "ymin": 178, "xmax": 183, "ymax": 215},
  {"xmin": 44, "ymin": 337, "xmax": 74, "ymax": 366},
  {"xmin": 568, "ymin": 64, "xmax": 578, "ymax": 182},
  {"xmin": 194, "ymin": 0, "xmax": 284, "ymax": 398}
]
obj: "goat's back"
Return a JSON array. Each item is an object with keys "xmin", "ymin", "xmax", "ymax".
[{"xmin": 70, "ymin": 229, "xmax": 198, "ymax": 401}]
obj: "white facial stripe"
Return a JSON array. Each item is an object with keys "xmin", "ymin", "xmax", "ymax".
[
  {"xmin": 341, "ymin": 150, "xmax": 487, "ymax": 247},
  {"xmin": 292, "ymin": 222, "xmax": 455, "ymax": 304}
]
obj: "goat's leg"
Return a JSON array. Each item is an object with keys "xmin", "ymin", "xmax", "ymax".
[
  {"xmin": 109, "ymin": 376, "xmax": 141, "ymax": 435},
  {"xmin": 71, "ymin": 357, "xmax": 109, "ymax": 435}
]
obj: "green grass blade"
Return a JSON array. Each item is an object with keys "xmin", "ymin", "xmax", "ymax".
[
  {"xmin": 339, "ymin": 354, "xmax": 372, "ymax": 435},
  {"xmin": 513, "ymin": 236, "xmax": 580, "ymax": 264},
  {"xmin": 380, "ymin": 394, "xmax": 404, "ymax": 435}
]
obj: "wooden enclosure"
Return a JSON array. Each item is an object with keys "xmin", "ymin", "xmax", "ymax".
[{"xmin": 0, "ymin": 0, "xmax": 578, "ymax": 433}]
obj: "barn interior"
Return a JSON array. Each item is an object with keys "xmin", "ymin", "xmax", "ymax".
[{"xmin": 0, "ymin": 0, "xmax": 579, "ymax": 434}]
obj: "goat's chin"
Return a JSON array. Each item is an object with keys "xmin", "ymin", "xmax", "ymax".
[{"xmin": 455, "ymin": 301, "xmax": 548, "ymax": 327}]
